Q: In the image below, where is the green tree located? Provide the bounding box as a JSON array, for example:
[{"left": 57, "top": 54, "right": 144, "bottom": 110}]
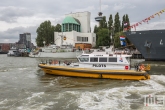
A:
[
  {"left": 108, "top": 14, "right": 113, "bottom": 45},
  {"left": 125, "top": 14, "right": 131, "bottom": 31},
  {"left": 94, "top": 25, "right": 99, "bottom": 47},
  {"left": 113, "top": 31, "right": 133, "bottom": 48},
  {"left": 121, "top": 15, "right": 126, "bottom": 31},
  {"left": 97, "top": 28, "right": 110, "bottom": 47},
  {"left": 123, "top": 14, "right": 131, "bottom": 45},
  {"left": 55, "top": 24, "right": 61, "bottom": 32},
  {"left": 114, "top": 12, "right": 121, "bottom": 33},
  {"left": 99, "top": 16, "right": 107, "bottom": 28},
  {"left": 36, "top": 20, "right": 55, "bottom": 46},
  {"left": 108, "top": 14, "right": 113, "bottom": 31}
]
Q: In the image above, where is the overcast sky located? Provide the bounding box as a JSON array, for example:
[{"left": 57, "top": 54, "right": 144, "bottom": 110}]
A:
[{"left": 0, "top": 0, "right": 165, "bottom": 45}]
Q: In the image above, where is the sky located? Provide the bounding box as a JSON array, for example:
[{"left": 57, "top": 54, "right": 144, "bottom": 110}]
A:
[{"left": 0, "top": 0, "right": 165, "bottom": 45}]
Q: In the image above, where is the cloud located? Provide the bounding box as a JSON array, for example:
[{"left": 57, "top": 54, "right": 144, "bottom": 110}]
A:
[
  {"left": 101, "top": 5, "right": 109, "bottom": 11},
  {"left": 113, "top": 3, "right": 136, "bottom": 11},
  {"left": 0, "top": 6, "right": 34, "bottom": 23},
  {"left": 0, "top": 26, "right": 38, "bottom": 44},
  {"left": 136, "top": 21, "right": 165, "bottom": 31},
  {"left": 0, "top": 0, "right": 165, "bottom": 45},
  {"left": 73, "top": 6, "right": 95, "bottom": 13}
]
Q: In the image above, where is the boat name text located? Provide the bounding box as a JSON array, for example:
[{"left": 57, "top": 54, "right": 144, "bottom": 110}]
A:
[
  {"left": 94, "top": 55, "right": 103, "bottom": 56},
  {"left": 93, "top": 64, "right": 106, "bottom": 67}
]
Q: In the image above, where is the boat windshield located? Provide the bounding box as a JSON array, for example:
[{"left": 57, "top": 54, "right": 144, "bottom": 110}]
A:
[
  {"left": 126, "top": 57, "right": 130, "bottom": 63},
  {"left": 79, "top": 57, "right": 89, "bottom": 62}
]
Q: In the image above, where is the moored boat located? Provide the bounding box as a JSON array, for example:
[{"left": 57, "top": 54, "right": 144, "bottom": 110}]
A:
[
  {"left": 38, "top": 46, "right": 150, "bottom": 80},
  {"left": 7, "top": 47, "right": 21, "bottom": 57},
  {"left": 125, "top": 29, "right": 165, "bottom": 61},
  {"left": 29, "top": 44, "right": 82, "bottom": 58}
]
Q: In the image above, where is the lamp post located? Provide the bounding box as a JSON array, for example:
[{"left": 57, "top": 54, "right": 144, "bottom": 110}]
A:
[
  {"left": 43, "top": 41, "right": 45, "bottom": 48},
  {"left": 110, "top": 26, "right": 115, "bottom": 51}
]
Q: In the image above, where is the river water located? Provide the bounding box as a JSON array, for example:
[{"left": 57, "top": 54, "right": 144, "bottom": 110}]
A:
[{"left": 0, "top": 54, "right": 165, "bottom": 110}]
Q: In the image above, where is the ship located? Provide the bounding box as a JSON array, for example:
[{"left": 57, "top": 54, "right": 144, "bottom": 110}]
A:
[{"left": 125, "top": 29, "right": 165, "bottom": 61}]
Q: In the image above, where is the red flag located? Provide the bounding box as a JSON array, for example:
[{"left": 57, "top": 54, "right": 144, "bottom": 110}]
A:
[
  {"left": 134, "top": 25, "right": 136, "bottom": 31},
  {"left": 136, "top": 23, "right": 138, "bottom": 26},
  {"left": 150, "top": 15, "right": 154, "bottom": 18}
]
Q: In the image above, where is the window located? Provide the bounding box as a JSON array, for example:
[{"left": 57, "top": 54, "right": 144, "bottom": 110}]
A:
[
  {"left": 79, "top": 57, "right": 89, "bottom": 62},
  {"left": 77, "top": 36, "right": 88, "bottom": 42},
  {"left": 69, "top": 24, "right": 72, "bottom": 31},
  {"left": 90, "top": 57, "right": 98, "bottom": 62},
  {"left": 108, "top": 58, "right": 117, "bottom": 62},
  {"left": 99, "top": 57, "right": 107, "bottom": 62},
  {"left": 126, "top": 57, "right": 130, "bottom": 63},
  {"left": 93, "top": 37, "right": 95, "bottom": 42}
]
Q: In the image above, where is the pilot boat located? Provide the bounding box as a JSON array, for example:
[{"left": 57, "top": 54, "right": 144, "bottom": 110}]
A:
[{"left": 38, "top": 46, "right": 150, "bottom": 80}]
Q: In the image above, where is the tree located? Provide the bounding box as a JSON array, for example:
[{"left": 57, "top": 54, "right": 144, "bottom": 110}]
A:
[
  {"left": 99, "top": 16, "right": 107, "bottom": 28},
  {"left": 108, "top": 14, "right": 113, "bottom": 45},
  {"left": 108, "top": 14, "right": 113, "bottom": 31},
  {"left": 97, "top": 28, "right": 110, "bottom": 47},
  {"left": 125, "top": 14, "right": 130, "bottom": 31},
  {"left": 114, "top": 31, "right": 125, "bottom": 48},
  {"left": 94, "top": 25, "right": 99, "bottom": 47},
  {"left": 114, "top": 12, "right": 121, "bottom": 33},
  {"left": 124, "top": 14, "right": 131, "bottom": 45},
  {"left": 121, "top": 15, "right": 126, "bottom": 31},
  {"left": 36, "top": 20, "right": 55, "bottom": 46},
  {"left": 55, "top": 24, "right": 61, "bottom": 32}
]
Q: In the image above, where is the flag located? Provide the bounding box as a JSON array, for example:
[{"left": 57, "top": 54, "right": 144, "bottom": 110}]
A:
[
  {"left": 123, "top": 22, "right": 128, "bottom": 28},
  {"left": 124, "top": 22, "right": 128, "bottom": 26},
  {"left": 120, "top": 40, "right": 126, "bottom": 46},
  {"left": 120, "top": 40, "right": 123, "bottom": 45},
  {"left": 120, "top": 36, "right": 125, "bottom": 40}
]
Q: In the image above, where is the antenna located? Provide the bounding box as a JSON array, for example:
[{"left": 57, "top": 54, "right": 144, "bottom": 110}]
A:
[
  {"left": 100, "top": 0, "right": 101, "bottom": 12},
  {"left": 95, "top": 0, "right": 103, "bottom": 22}
]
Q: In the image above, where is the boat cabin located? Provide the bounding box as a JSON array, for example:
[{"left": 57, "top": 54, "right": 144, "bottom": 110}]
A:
[{"left": 76, "top": 53, "right": 132, "bottom": 70}]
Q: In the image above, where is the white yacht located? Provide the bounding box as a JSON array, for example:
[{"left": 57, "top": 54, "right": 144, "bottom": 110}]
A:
[{"left": 7, "top": 47, "right": 20, "bottom": 57}]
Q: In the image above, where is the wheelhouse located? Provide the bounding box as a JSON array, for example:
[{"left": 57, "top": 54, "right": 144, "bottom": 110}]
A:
[{"left": 77, "top": 54, "right": 130, "bottom": 64}]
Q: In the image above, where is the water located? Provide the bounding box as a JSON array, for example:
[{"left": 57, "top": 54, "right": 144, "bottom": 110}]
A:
[{"left": 0, "top": 54, "right": 165, "bottom": 110}]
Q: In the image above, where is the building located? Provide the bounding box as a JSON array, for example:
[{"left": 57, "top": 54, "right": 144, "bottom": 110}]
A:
[
  {"left": 0, "top": 43, "right": 15, "bottom": 53},
  {"left": 0, "top": 33, "right": 34, "bottom": 54},
  {"left": 54, "top": 11, "right": 96, "bottom": 49},
  {"left": 17, "top": 33, "right": 32, "bottom": 49}
]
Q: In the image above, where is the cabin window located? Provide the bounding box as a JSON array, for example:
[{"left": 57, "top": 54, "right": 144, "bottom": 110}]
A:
[
  {"left": 126, "top": 57, "right": 130, "bottom": 63},
  {"left": 99, "top": 57, "right": 107, "bottom": 62},
  {"left": 108, "top": 58, "right": 117, "bottom": 62},
  {"left": 79, "top": 57, "right": 89, "bottom": 62},
  {"left": 90, "top": 57, "right": 98, "bottom": 62}
]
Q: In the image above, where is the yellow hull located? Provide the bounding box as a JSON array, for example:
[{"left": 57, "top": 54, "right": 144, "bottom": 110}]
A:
[{"left": 38, "top": 64, "right": 150, "bottom": 80}]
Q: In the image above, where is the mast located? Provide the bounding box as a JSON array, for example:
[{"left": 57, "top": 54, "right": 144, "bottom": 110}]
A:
[{"left": 95, "top": 0, "right": 103, "bottom": 23}]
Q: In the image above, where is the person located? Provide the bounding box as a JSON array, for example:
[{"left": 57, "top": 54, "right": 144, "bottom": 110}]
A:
[
  {"left": 134, "top": 63, "right": 138, "bottom": 71},
  {"left": 140, "top": 64, "right": 145, "bottom": 71},
  {"left": 59, "top": 61, "right": 60, "bottom": 65}
]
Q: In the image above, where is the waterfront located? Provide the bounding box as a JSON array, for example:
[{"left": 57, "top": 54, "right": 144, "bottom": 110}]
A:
[{"left": 0, "top": 54, "right": 165, "bottom": 110}]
